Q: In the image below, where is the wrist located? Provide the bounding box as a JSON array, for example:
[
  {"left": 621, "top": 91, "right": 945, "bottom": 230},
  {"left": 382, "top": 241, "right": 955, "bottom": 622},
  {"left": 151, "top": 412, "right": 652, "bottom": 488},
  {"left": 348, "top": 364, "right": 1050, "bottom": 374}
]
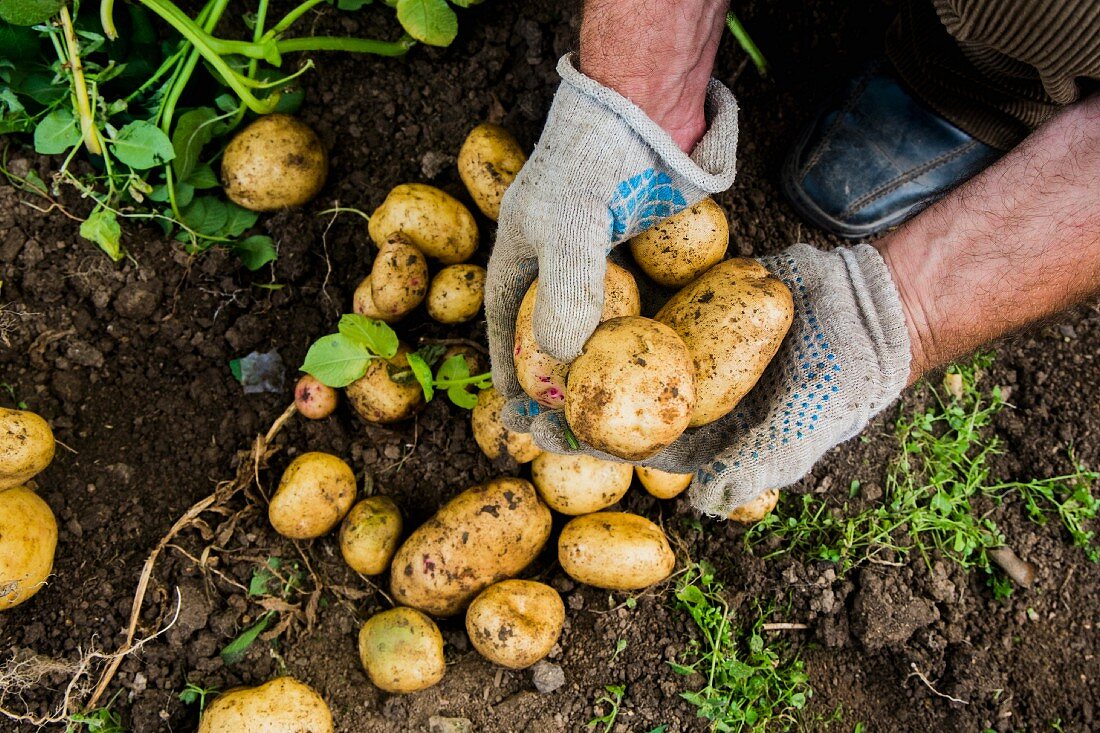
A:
[{"left": 875, "top": 235, "right": 939, "bottom": 386}]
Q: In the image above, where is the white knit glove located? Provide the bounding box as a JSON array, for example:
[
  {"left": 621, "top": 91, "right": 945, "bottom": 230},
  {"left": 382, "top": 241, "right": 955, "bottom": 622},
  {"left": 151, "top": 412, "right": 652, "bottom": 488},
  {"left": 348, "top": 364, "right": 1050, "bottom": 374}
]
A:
[{"left": 485, "top": 53, "right": 739, "bottom": 397}]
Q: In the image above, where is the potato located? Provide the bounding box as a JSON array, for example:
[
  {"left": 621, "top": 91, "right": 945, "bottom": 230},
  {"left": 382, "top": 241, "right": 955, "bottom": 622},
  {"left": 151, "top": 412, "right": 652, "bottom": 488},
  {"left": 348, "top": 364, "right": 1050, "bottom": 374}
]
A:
[
  {"left": 558, "top": 512, "right": 674, "bottom": 591},
  {"left": 565, "top": 316, "right": 695, "bottom": 460},
  {"left": 442, "top": 345, "right": 487, "bottom": 377},
  {"left": 340, "top": 496, "right": 403, "bottom": 575},
  {"left": 636, "top": 466, "right": 693, "bottom": 500},
  {"left": 0, "top": 485, "right": 57, "bottom": 610},
  {"left": 220, "top": 114, "right": 327, "bottom": 212},
  {"left": 727, "top": 488, "right": 779, "bottom": 524},
  {"left": 628, "top": 198, "right": 728, "bottom": 287},
  {"left": 426, "top": 264, "right": 486, "bottom": 324},
  {"left": 370, "top": 234, "right": 429, "bottom": 320},
  {"left": 1, "top": 408, "right": 55, "bottom": 491},
  {"left": 294, "top": 374, "right": 338, "bottom": 420},
  {"left": 656, "top": 258, "right": 794, "bottom": 427},
  {"left": 352, "top": 274, "right": 392, "bottom": 322},
  {"left": 369, "top": 183, "right": 478, "bottom": 264},
  {"left": 358, "top": 607, "right": 445, "bottom": 693},
  {"left": 466, "top": 580, "right": 564, "bottom": 669},
  {"left": 531, "top": 452, "right": 632, "bottom": 515},
  {"left": 457, "top": 123, "right": 526, "bottom": 220},
  {"left": 197, "top": 676, "right": 333, "bottom": 733},
  {"left": 470, "top": 387, "right": 541, "bottom": 464},
  {"left": 390, "top": 477, "right": 551, "bottom": 616},
  {"left": 345, "top": 343, "right": 424, "bottom": 424},
  {"left": 268, "top": 452, "right": 356, "bottom": 539},
  {"left": 515, "top": 262, "right": 640, "bottom": 408}
]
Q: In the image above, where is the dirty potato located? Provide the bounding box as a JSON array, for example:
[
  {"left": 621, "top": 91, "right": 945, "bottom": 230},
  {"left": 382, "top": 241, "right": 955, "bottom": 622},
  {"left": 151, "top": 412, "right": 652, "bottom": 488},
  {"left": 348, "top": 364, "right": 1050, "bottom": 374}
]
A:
[
  {"left": 635, "top": 466, "right": 693, "bottom": 500},
  {"left": 727, "top": 488, "right": 780, "bottom": 524},
  {"left": 369, "top": 183, "right": 478, "bottom": 264},
  {"left": 370, "top": 234, "right": 429, "bottom": 321},
  {"left": 465, "top": 580, "right": 564, "bottom": 669},
  {"left": 426, "top": 264, "right": 486, "bottom": 324},
  {"left": 345, "top": 343, "right": 424, "bottom": 424},
  {"left": 0, "top": 407, "right": 55, "bottom": 491},
  {"left": 628, "top": 198, "right": 728, "bottom": 287},
  {"left": 294, "top": 374, "right": 338, "bottom": 420},
  {"left": 0, "top": 485, "right": 57, "bottom": 610},
  {"left": 470, "top": 387, "right": 541, "bottom": 464},
  {"left": 221, "top": 114, "right": 327, "bottom": 211},
  {"left": 531, "top": 452, "right": 632, "bottom": 515},
  {"left": 358, "top": 607, "right": 446, "bottom": 693},
  {"left": 352, "top": 274, "right": 392, "bottom": 322},
  {"left": 339, "top": 496, "right": 403, "bottom": 575},
  {"left": 457, "top": 123, "right": 526, "bottom": 220},
  {"left": 197, "top": 676, "right": 333, "bottom": 733},
  {"left": 558, "top": 512, "right": 675, "bottom": 591},
  {"left": 268, "top": 452, "right": 356, "bottom": 539}
]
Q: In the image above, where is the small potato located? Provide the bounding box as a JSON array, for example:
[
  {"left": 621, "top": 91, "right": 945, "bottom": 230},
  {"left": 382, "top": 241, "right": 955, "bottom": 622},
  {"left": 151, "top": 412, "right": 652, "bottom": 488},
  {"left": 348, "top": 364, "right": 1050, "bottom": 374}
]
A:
[
  {"left": 294, "top": 374, "right": 338, "bottom": 420},
  {"left": 426, "top": 264, "right": 486, "bottom": 324},
  {"left": 358, "top": 607, "right": 445, "bottom": 693},
  {"left": 457, "top": 123, "right": 526, "bottom": 220},
  {"left": 565, "top": 316, "right": 695, "bottom": 460},
  {"left": 0, "top": 485, "right": 57, "bottom": 610},
  {"left": 221, "top": 114, "right": 327, "bottom": 212},
  {"left": 531, "top": 452, "right": 632, "bottom": 515},
  {"left": 466, "top": 580, "right": 564, "bottom": 669},
  {"left": 370, "top": 234, "right": 429, "bottom": 320},
  {"left": 369, "top": 183, "right": 478, "bottom": 264},
  {"left": 628, "top": 198, "right": 728, "bottom": 287},
  {"left": 636, "top": 466, "right": 693, "bottom": 500},
  {"left": 515, "top": 263, "right": 640, "bottom": 408},
  {"left": 727, "top": 488, "right": 779, "bottom": 524},
  {"left": 198, "top": 676, "right": 333, "bottom": 733},
  {"left": 345, "top": 343, "right": 424, "bottom": 424},
  {"left": 268, "top": 452, "right": 356, "bottom": 539},
  {"left": 1, "top": 408, "right": 56, "bottom": 491},
  {"left": 340, "top": 496, "right": 403, "bottom": 575},
  {"left": 470, "top": 387, "right": 540, "bottom": 464},
  {"left": 558, "top": 512, "right": 675, "bottom": 591},
  {"left": 352, "top": 274, "right": 393, "bottom": 322}
]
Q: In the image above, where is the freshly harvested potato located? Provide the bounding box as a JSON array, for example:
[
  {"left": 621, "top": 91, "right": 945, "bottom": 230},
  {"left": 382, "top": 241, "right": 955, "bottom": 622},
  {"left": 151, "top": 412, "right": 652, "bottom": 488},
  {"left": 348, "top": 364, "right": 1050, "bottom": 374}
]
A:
[
  {"left": 470, "top": 387, "right": 540, "bottom": 464},
  {"left": 359, "top": 607, "right": 445, "bottom": 693},
  {"left": 442, "top": 345, "right": 487, "bottom": 377},
  {"left": 294, "top": 374, "right": 338, "bottom": 420},
  {"left": 268, "top": 452, "right": 356, "bottom": 539},
  {"left": 0, "top": 485, "right": 57, "bottom": 610},
  {"left": 426, "top": 264, "right": 486, "bottom": 324},
  {"left": 466, "top": 580, "right": 564, "bottom": 669},
  {"left": 628, "top": 198, "right": 728, "bottom": 287},
  {"left": 1, "top": 408, "right": 55, "bottom": 491},
  {"left": 515, "top": 263, "right": 640, "bottom": 408},
  {"left": 656, "top": 258, "right": 794, "bottom": 427},
  {"left": 221, "top": 114, "right": 327, "bottom": 212},
  {"left": 457, "top": 123, "right": 526, "bottom": 220},
  {"left": 636, "top": 466, "right": 693, "bottom": 500},
  {"left": 558, "top": 512, "right": 674, "bottom": 591},
  {"left": 390, "top": 477, "right": 551, "bottom": 616},
  {"left": 369, "top": 183, "right": 478, "bottom": 264},
  {"left": 352, "top": 274, "right": 392, "bottom": 322},
  {"left": 727, "top": 488, "right": 779, "bottom": 524},
  {"left": 197, "top": 676, "right": 333, "bottom": 733},
  {"left": 345, "top": 343, "right": 424, "bottom": 423},
  {"left": 340, "top": 496, "right": 403, "bottom": 575},
  {"left": 531, "top": 452, "right": 632, "bottom": 515},
  {"left": 565, "top": 316, "right": 695, "bottom": 460},
  {"left": 370, "top": 234, "right": 429, "bottom": 320}
]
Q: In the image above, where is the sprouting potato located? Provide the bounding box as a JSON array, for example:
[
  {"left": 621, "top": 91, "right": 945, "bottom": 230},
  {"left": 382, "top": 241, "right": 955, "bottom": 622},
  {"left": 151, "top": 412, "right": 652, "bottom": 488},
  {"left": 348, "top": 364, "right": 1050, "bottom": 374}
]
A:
[
  {"left": 268, "top": 452, "right": 356, "bottom": 539},
  {"left": 470, "top": 387, "right": 541, "bottom": 464},
  {"left": 0, "top": 485, "right": 57, "bottom": 610},
  {"left": 345, "top": 343, "right": 424, "bottom": 424},
  {"left": 466, "top": 580, "right": 564, "bottom": 669},
  {"left": 1, "top": 407, "right": 56, "bottom": 491},
  {"left": 369, "top": 183, "right": 479, "bottom": 264},
  {"left": 457, "top": 123, "right": 526, "bottom": 221},
  {"left": 358, "top": 607, "right": 446, "bottom": 693},
  {"left": 426, "top": 264, "right": 487, "bottom": 324},
  {"left": 727, "top": 488, "right": 780, "bottom": 524},
  {"left": 635, "top": 466, "right": 693, "bottom": 500},
  {"left": 628, "top": 198, "right": 728, "bottom": 287},
  {"left": 294, "top": 374, "right": 338, "bottom": 420},
  {"left": 220, "top": 114, "right": 327, "bottom": 212},
  {"left": 558, "top": 512, "right": 675, "bottom": 591},
  {"left": 340, "top": 496, "right": 403, "bottom": 575},
  {"left": 197, "top": 676, "right": 333, "bottom": 733},
  {"left": 370, "top": 234, "right": 429, "bottom": 321},
  {"left": 531, "top": 452, "right": 633, "bottom": 515}
]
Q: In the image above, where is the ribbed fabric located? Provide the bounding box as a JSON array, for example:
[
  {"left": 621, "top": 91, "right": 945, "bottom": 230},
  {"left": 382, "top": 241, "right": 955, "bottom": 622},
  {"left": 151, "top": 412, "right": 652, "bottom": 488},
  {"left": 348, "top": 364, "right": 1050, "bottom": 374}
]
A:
[{"left": 887, "top": 0, "right": 1100, "bottom": 149}]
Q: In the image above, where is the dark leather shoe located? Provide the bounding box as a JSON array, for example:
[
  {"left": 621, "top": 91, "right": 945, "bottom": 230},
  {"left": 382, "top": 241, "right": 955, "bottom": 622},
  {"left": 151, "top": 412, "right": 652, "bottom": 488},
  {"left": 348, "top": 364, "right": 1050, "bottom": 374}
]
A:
[{"left": 782, "top": 64, "right": 1002, "bottom": 239}]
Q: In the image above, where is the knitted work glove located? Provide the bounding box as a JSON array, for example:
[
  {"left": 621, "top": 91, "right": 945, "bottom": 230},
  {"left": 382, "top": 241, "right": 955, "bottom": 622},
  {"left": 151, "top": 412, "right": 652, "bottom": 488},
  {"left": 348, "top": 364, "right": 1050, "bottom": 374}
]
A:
[
  {"left": 485, "top": 53, "right": 739, "bottom": 397},
  {"left": 505, "top": 243, "right": 912, "bottom": 516}
]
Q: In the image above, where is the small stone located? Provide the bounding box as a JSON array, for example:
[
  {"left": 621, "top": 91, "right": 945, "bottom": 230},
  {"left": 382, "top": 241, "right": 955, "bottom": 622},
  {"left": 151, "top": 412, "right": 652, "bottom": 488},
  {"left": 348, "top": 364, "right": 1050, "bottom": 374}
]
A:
[
  {"left": 66, "top": 341, "right": 104, "bottom": 368},
  {"left": 1058, "top": 324, "right": 1077, "bottom": 340},
  {"left": 530, "top": 660, "right": 565, "bottom": 694},
  {"left": 420, "top": 151, "right": 454, "bottom": 179},
  {"left": 429, "top": 716, "right": 473, "bottom": 733}
]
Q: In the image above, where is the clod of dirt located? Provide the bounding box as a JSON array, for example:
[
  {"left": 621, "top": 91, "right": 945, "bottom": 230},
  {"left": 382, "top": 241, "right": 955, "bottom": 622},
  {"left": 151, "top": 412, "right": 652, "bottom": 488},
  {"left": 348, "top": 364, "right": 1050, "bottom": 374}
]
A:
[
  {"left": 114, "top": 281, "right": 162, "bottom": 320},
  {"left": 851, "top": 571, "right": 940, "bottom": 650},
  {"left": 530, "top": 659, "right": 565, "bottom": 694},
  {"left": 428, "top": 717, "right": 474, "bottom": 733}
]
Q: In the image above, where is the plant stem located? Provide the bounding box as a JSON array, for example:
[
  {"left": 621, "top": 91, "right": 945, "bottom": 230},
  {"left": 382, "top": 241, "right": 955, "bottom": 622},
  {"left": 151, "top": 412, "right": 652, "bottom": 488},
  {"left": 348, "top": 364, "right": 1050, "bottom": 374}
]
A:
[
  {"left": 59, "top": 6, "right": 103, "bottom": 156},
  {"left": 276, "top": 34, "right": 416, "bottom": 55},
  {"left": 267, "top": 0, "right": 326, "bottom": 37},
  {"left": 725, "top": 11, "right": 768, "bottom": 77}
]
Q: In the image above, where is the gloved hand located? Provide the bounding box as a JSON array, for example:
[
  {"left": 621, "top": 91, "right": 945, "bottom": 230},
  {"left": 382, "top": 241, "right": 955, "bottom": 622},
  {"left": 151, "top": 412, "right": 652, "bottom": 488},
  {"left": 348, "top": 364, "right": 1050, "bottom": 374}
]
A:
[
  {"left": 485, "top": 53, "right": 739, "bottom": 398},
  {"left": 504, "top": 243, "right": 913, "bottom": 516}
]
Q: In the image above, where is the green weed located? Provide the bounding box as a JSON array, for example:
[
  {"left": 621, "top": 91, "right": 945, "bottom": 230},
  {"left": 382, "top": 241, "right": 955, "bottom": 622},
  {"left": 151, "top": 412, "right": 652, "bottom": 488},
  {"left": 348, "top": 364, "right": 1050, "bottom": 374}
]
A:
[
  {"left": 587, "top": 684, "right": 626, "bottom": 732},
  {"left": 179, "top": 681, "right": 218, "bottom": 712},
  {"left": 66, "top": 707, "right": 125, "bottom": 733}
]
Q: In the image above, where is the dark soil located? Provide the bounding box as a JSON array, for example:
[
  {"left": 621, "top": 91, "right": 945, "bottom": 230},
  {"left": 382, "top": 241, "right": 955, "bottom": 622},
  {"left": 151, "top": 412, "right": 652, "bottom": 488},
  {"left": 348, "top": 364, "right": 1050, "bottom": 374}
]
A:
[{"left": 2, "top": 1, "right": 1099, "bottom": 731}]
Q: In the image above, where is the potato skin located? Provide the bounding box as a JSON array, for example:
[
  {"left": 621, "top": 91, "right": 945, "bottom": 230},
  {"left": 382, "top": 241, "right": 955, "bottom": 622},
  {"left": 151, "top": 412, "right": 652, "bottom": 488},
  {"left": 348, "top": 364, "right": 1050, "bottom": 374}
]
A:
[
  {"left": 197, "top": 676, "right": 333, "bottom": 733},
  {"left": 656, "top": 258, "right": 794, "bottom": 427},
  {"left": 636, "top": 466, "right": 693, "bottom": 500},
  {"left": 339, "top": 496, "right": 403, "bottom": 575},
  {"left": 466, "top": 580, "right": 564, "bottom": 669},
  {"left": 390, "top": 477, "right": 552, "bottom": 616},
  {"left": 628, "top": 198, "right": 728, "bottom": 287},
  {"left": 470, "top": 387, "right": 541, "bottom": 464},
  {"left": 221, "top": 114, "right": 327, "bottom": 212},
  {"left": 268, "top": 452, "right": 356, "bottom": 539},
  {"left": 427, "top": 264, "right": 487, "bottom": 324},
  {"left": 0, "top": 485, "right": 57, "bottom": 610},
  {"left": 558, "top": 512, "right": 675, "bottom": 591},
  {"left": 358, "top": 607, "right": 445, "bottom": 693},
  {"left": 370, "top": 234, "right": 429, "bottom": 320},
  {"left": 727, "top": 488, "right": 779, "bottom": 524},
  {"left": 565, "top": 316, "right": 695, "bottom": 460},
  {"left": 531, "top": 452, "right": 632, "bottom": 515},
  {"left": 345, "top": 343, "right": 424, "bottom": 424},
  {"left": 369, "top": 183, "right": 478, "bottom": 264},
  {"left": 294, "top": 375, "right": 338, "bottom": 420},
  {"left": 0, "top": 408, "right": 55, "bottom": 491},
  {"left": 352, "top": 274, "right": 392, "bottom": 322},
  {"left": 457, "top": 123, "right": 526, "bottom": 220}
]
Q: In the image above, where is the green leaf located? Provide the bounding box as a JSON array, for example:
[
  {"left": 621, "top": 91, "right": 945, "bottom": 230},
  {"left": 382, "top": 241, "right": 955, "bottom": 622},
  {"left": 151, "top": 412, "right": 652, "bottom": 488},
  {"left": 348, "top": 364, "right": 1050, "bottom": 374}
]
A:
[
  {"left": 180, "top": 196, "right": 228, "bottom": 235},
  {"left": 79, "top": 208, "right": 123, "bottom": 261},
  {"left": 448, "top": 0, "right": 485, "bottom": 6},
  {"left": 406, "top": 351, "right": 434, "bottom": 401},
  {"left": 338, "top": 314, "right": 398, "bottom": 359},
  {"left": 112, "top": 120, "right": 175, "bottom": 169},
  {"left": 676, "top": 585, "right": 705, "bottom": 606},
  {"left": 33, "top": 109, "right": 80, "bottom": 155},
  {"left": 171, "top": 107, "right": 217, "bottom": 181},
  {"left": 336, "top": 0, "right": 371, "bottom": 9},
  {"left": 233, "top": 235, "right": 277, "bottom": 270},
  {"left": 221, "top": 201, "right": 259, "bottom": 237},
  {"left": 0, "top": 24, "right": 39, "bottom": 57},
  {"left": 186, "top": 164, "right": 220, "bottom": 189},
  {"left": 220, "top": 612, "right": 273, "bottom": 665},
  {"left": 447, "top": 384, "right": 477, "bottom": 409},
  {"left": 301, "top": 333, "right": 372, "bottom": 387},
  {"left": 395, "top": 0, "right": 457, "bottom": 46},
  {"left": 436, "top": 353, "right": 470, "bottom": 381},
  {"left": 0, "top": 0, "right": 64, "bottom": 25}
]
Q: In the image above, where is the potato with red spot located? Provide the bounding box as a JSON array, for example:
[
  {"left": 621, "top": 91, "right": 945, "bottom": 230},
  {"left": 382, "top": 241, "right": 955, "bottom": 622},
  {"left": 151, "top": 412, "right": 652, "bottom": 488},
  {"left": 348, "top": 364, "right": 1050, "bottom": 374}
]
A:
[
  {"left": 294, "top": 374, "right": 338, "bottom": 419},
  {"left": 352, "top": 274, "right": 392, "bottom": 322},
  {"left": 370, "top": 234, "right": 428, "bottom": 321},
  {"left": 220, "top": 114, "right": 327, "bottom": 211},
  {"left": 197, "top": 676, "right": 333, "bottom": 733}
]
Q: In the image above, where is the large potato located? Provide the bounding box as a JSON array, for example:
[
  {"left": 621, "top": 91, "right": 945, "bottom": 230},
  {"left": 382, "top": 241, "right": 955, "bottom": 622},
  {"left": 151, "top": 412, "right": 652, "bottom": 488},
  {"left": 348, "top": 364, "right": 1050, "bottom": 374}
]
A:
[
  {"left": 515, "top": 263, "right": 640, "bottom": 408},
  {"left": 558, "top": 512, "right": 675, "bottom": 591},
  {"left": 0, "top": 485, "right": 57, "bottom": 610},
  {"left": 359, "top": 607, "right": 445, "bottom": 693},
  {"left": 727, "top": 488, "right": 779, "bottom": 524},
  {"left": 368, "top": 183, "right": 478, "bottom": 264},
  {"left": 656, "top": 258, "right": 794, "bottom": 427},
  {"left": 268, "top": 452, "right": 356, "bottom": 539},
  {"left": 390, "top": 477, "right": 551, "bottom": 616},
  {"left": 370, "top": 234, "right": 428, "bottom": 321},
  {"left": 457, "top": 123, "right": 526, "bottom": 220},
  {"left": 1, "top": 408, "right": 55, "bottom": 491},
  {"left": 221, "top": 114, "right": 327, "bottom": 212},
  {"left": 565, "top": 316, "right": 695, "bottom": 460},
  {"left": 352, "top": 274, "right": 392, "bottom": 322},
  {"left": 345, "top": 343, "right": 424, "bottom": 423},
  {"left": 197, "top": 676, "right": 333, "bottom": 733},
  {"left": 340, "top": 496, "right": 403, "bottom": 575},
  {"left": 466, "top": 580, "right": 564, "bottom": 669},
  {"left": 636, "top": 466, "right": 693, "bottom": 500},
  {"left": 470, "top": 387, "right": 540, "bottom": 464},
  {"left": 426, "top": 264, "right": 486, "bottom": 324},
  {"left": 628, "top": 198, "right": 728, "bottom": 287},
  {"left": 531, "top": 452, "right": 632, "bottom": 515}
]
